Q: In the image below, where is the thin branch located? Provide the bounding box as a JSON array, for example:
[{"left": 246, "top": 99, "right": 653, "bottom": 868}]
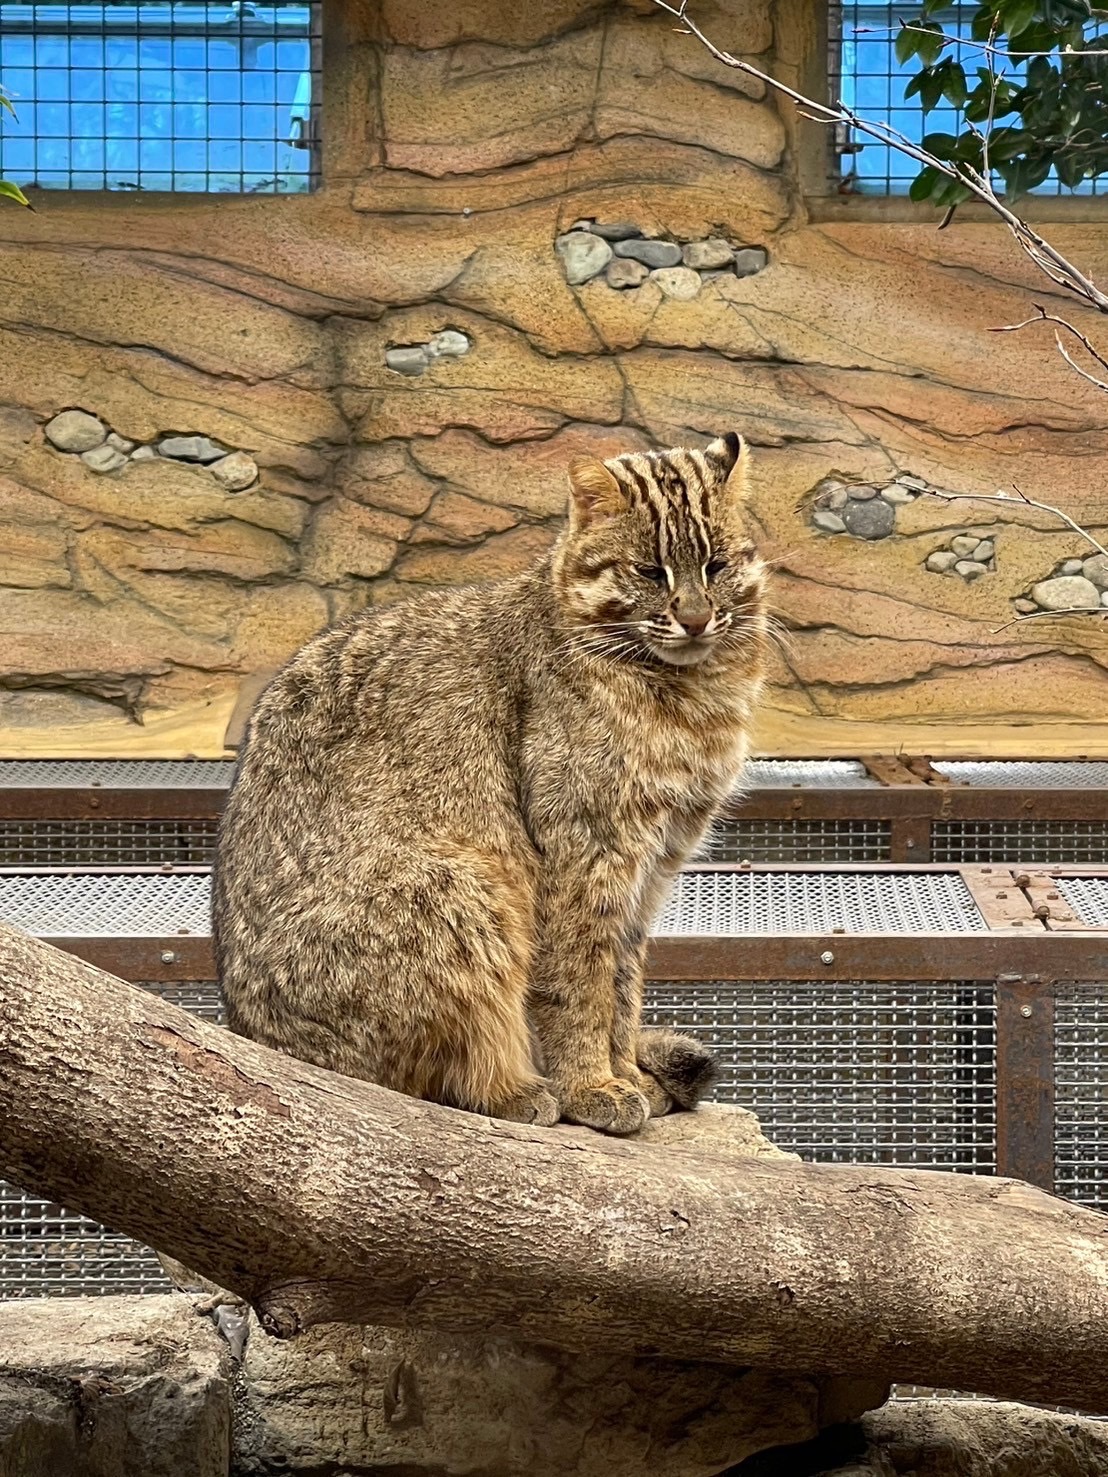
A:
[
  {"left": 924, "top": 484, "right": 1108, "bottom": 562},
  {"left": 992, "top": 608, "right": 1108, "bottom": 633},
  {"left": 991, "top": 303, "right": 1108, "bottom": 391},
  {"left": 874, "top": 24, "right": 1108, "bottom": 59}
]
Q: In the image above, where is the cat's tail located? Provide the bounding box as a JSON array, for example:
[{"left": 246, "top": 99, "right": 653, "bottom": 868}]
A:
[{"left": 637, "top": 1028, "right": 719, "bottom": 1110}]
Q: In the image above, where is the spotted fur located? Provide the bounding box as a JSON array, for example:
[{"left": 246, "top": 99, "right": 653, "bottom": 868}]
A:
[{"left": 213, "top": 434, "right": 767, "bottom": 1136}]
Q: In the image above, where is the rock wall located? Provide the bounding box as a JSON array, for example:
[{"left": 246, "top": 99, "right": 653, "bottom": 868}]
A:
[{"left": 1, "top": 0, "right": 1107, "bottom": 757}]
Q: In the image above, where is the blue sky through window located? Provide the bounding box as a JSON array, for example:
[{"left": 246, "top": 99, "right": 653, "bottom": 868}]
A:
[{"left": 0, "top": 3, "right": 318, "bottom": 192}]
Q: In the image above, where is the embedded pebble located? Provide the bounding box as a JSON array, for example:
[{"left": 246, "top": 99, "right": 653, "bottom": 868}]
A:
[
  {"left": 385, "top": 346, "right": 431, "bottom": 377},
  {"left": 813, "top": 509, "right": 846, "bottom": 533},
  {"left": 1029, "top": 575, "right": 1100, "bottom": 611},
  {"left": 732, "top": 247, "right": 769, "bottom": 277},
  {"left": 1014, "top": 598, "right": 1038, "bottom": 614},
  {"left": 847, "top": 484, "right": 878, "bottom": 500},
  {"left": 606, "top": 258, "right": 649, "bottom": 289},
  {"left": 130, "top": 445, "right": 157, "bottom": 462},
  {"left": 650, "top": 266, "right": 701, "bottom": 300},
  {"left": 882, "top": 483, "right": 916, "bottom": 505},
  {"left": 895, "top": 474, "right": 928, "bottom": 492},
  {"left": 158, "top": 434, "right": 226, "bottom": 463},
  {"left": 555, "top": 230, "right": 612, "bottom": 285},
  {"left": 1082, "top": 553, "right": 1108, "bottom": 589},
  {"left": 955, "top": 560, "right": 987, "bottom": 580},
  {"left": 1102, "top": 590, "right": 1108, "bottom": 608},
  {"left": 682, "top": 238, "right": 734, "bottom": 271},
  {"left": 106, "top": 431, "right": 135, "bottom": 454},
  {"left": 1060, "top": 558, "right": 1085, "bottom": 576},
  {"left": 81, "top": 444, "right": 127, "bottom": 474},
  {"left": 45, "top": 409, "right": 107, "bottom": 453},
  {"left": 588, "top": 221, "right": 643, "bottom": 241},
  {"left": 426, "top": 330, "right": 471, "bottom": 359},
  {"left": 926, "top": 550, "right": 958, "bottom": 574},
  {"left": 972, "top": 539, "right": 994, "bottom": 563},
  {"left": 614, "top": 238, "right": 682, "bottom": 268},
  {"left": 828, "top": 486, "right": 849, "bottom": 511},
  {"left": 951, "top": 535, "right": 980, "bottom": 557},
  {"left": 842, "top": 498, "right": 895, "bottom": 540},
  {"left": 210, "top": 451, "right": 258, "bottom": 491}
]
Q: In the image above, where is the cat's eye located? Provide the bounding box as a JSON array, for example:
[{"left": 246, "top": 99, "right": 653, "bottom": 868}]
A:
[
  {"left": 706, "top": 556, "right": 728, "bottom": 579},
  {"left": 634, "top": 564, "right": 668, "bottom": 584}
]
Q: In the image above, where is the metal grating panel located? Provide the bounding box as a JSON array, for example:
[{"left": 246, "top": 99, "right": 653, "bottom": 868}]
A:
[
  {"left": 707, "top": 818, "right": 891, "bottom": 864},
  {"left": 1055, "top": 984, "right": 1108, "bottom": 1211},
  {"left": 0, "top": 759, "right": 234, "bottom": 788},
  {"left": 0, "top": 872, "right": 210, "bottom": 937},
  {"left": 1, "top": 981, "right": 223, "bottom": 1299},
  {"left": 644, "top": 979, "right": 996, "bottom": 1171},
  {"left": 0, "top": 819, "right": 218, "bottom": 868},
  {"left": 1056, "top": 877, "right": 1108, "bottom": 929},
  {"left": 934, "top": 761, "right": 1108, "bottom": 790},
  {"left": 742, "top": 759, "right": 878, "bottom": 789},
  {"left": 932, "top": 821, "right": 1108, "bottom": 865},
  {"left": 656, "top": 871, "right": 983, "bottom": 935}
]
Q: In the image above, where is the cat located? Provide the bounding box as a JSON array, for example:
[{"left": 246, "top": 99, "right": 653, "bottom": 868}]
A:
[{"left": 212, "top": 432, "right": 768, "bottom": 1136}]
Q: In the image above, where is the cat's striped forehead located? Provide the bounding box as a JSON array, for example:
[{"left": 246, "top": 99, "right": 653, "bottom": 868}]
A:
[{"left": 604, "top": 446, "right": 735, "bottom": 563}]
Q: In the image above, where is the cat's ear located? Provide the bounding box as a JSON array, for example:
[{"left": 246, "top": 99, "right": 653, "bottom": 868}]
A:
[
  {"left": 704, "top": 432, "right": 750, "bottom": 498},
  {"left": 567, "top": 457, "right": 628, "bottom": 527}
]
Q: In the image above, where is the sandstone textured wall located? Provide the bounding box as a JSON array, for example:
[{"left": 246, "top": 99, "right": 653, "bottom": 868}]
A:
[{"left": 1, "top": 0, "right": 1106, "bottom": 756}]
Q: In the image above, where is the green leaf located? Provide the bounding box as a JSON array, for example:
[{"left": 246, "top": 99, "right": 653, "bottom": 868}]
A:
[
  {"left": 909, "top": 164, "right": 942, "bottom": 199},
  {"left": 0, "top": 93, "right": 15, "bottom": 117},
  {"left": 919, "top": 68, "right": 946, "bottom": 110},
  {"left": 942, "top": 60, "right": 969, "bottom": 105},
  {"left": 1000, "top": 0, "right": 1039, "bottom": 38},
  {"left": 0, "top": 179, "right": 31, "bottom": 208},
  {"left": 921, "top": 130, "right": 960, "bottom": 155},
  {"left": 895, "top": 24, "right": 923, "bottom": 63}
]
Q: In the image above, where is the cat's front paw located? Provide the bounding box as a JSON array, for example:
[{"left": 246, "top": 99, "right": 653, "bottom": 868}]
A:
[
  {"left": 489, "top": 1081, "right": 561, "bottom": 1127},
  {"left": 560, "top": 1078, "right": 650, "bottom": 1135},
  {"left": 619, "top": 1061, "right": 673, "bottom": 1118}
]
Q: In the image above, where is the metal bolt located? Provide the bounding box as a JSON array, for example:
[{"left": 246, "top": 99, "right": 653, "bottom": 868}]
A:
[
  {"left": 160, "top": 950, "right": 177, "bottom": 964},
  {"left": 820, "top": 950, "right": 835, "bottom": 965},
  {"left": 1020, "top": 1005, "right": 1033, "bottom": 1018},
  {"left": 905, "top": 838, "right": 916, "bottom": 849}
]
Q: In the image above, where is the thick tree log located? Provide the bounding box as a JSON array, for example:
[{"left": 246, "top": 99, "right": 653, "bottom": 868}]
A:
[{"left": 2, "top": 925, "right": 1108, "bottom": 1413}]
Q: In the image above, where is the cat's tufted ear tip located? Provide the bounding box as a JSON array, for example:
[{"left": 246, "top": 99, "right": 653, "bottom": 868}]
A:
[
  {"left": 705, "top": 432, "right": 746, "bottom": 477},
  {"left": 567, "top": 456, "right": 627, "bottom": 525}
]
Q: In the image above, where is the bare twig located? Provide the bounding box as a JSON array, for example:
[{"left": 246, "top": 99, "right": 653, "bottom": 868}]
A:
[
  {"left": 992, "top": 608, "right": 1107, "bottom": 633},
  {"left": 924, "top": 484, "right": 1108, "bottom": 562},
  {"left": 991, "top": 303, "right": 1108, "bottom": 391},
  {"left": 867, "top": 24, "right": 1108, "bottom": 60}
]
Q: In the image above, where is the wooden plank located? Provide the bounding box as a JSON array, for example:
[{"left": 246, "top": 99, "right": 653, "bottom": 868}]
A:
[
  {"left": 905, "top": 757, "right": 962, "bottom": 787},
  {"left": 959, "top": 866, "right": 1045, "bottom": 933}
]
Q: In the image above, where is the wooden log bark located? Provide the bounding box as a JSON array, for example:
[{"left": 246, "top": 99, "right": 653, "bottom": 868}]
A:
[{"left": 2, "top": 925, "right": 1108, "bottom": 1413}]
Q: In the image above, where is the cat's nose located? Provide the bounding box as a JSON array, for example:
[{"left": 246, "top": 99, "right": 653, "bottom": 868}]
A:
[{"left": 678, "top": 610, "right": 712, "bottom": 638}]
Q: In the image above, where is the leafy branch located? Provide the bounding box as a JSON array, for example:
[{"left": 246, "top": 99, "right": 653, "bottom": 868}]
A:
[{"left": 0, "top": 89, "right": 31, "bottom": 209}]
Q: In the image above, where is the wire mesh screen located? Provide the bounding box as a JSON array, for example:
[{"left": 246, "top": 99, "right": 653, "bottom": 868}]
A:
[
  {"left": 645, "top": 979, "right": 996, "bottom": 1170},
  {"left": 707, "top": 818, "right": 892, "bottom": 863},
  {"left": 931, "top": 820, "right": 1108, "bottom": 865},
  {"left": 0, "top": 2, "right": 321, "bottom": 193},
  {"left": 0, "top": 981, "right": 223, "bottom": 1299},
  {"left": 0, "top": 818, "right": 218, "bottom": 867},
  {"left": 1056, "top": 984, "right": 1108, "bottom": 1210},
  {"left": 831, "top": 0, "right": 1106, "bottom": 196}
]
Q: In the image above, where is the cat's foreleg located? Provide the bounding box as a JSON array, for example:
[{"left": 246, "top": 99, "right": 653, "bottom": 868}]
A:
[{"left": 530, "top": 858, "right": 651, "bottom": 1136}]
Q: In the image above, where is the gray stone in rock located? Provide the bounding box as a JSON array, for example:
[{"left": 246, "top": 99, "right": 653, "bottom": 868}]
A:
[
  {"left": 1102, "top": 590, "right": 1108, "bottom": 607},
  {"left": 157, "top": 434, "right": 227, "bottom": 463},
  {"left": 847, "top": 483, "right": 878, "bottom": 500},
  {"left": 426, "top": 329, "right": 471, "bottom": 359},
  {"left": 606, "top": 257, "right": 649, "bottom": 290},
  {"left": 972, "top": 539, "right": 995, "bottom": 563},
  {"left": 81, "top": 444, "right": 128, "bottom": 474},
  {"left": 895, "top": 474, "right": 928, "bottom": 492},
  {"left": 45, "top": 409, "right": 106, "bottom": 453},
  {"left": 881, "top": 483, "right": 916, "bottom": 505},
  {"left": 613, "top": 238, "right": 682, "bottom": 268},
  {"left": 210, "top": 451, "right": 258, "bottom": 491},
  {"left": 955, "top": 560, "right": 988, "bottom": 580},
  {"left": 555, "top": 230, "right": 612, "bottom": 285},
  {"left": 1030, "top": 575, "right": 1101, "bottom": 611},
  {"left": 384, "top": 346, "right": 430, "bottom": 376},
  {"left": 732, "top": 246, "right": 769, "bottom": 277},
  {"left": 951, "top": 534, "right": 980, "bottom": 557},
  {"left": 1060, "top": 558, "right": 1085, "bottom": 575},
  {"left": 1082, "top": 553, "right": 1108, "bottom": 590},
  {"left": 588, "top": 221, "right": 643, "bottom": 241},
  {"left": 682, "top": 237, "right": 734, "bottom": 271},
  {"left": 1014, "top": 597, "right": 1039, "bottom": 614},
  {"left": 650, "top": 265, "right": 701, "bottom": 300},
  {"left": 842, "top": 497, "right": 895, "bottom": 540},
  {"left": 106, "top": 431, "right": 135, "bottom": 454},
  {"left": 828, "top": 486, "right": 850, "bottom": 511},
  {"left": 813, "top": 509, "right": 846, "bottom": 533},
  {"left": 130, "top": 444, "right": 157, "bottom": 461},
  {"left": 925, "top": 550, "right": 959, "bottom": 574}
]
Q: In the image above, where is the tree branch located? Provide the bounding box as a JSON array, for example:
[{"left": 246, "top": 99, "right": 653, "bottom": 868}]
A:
[{"left": 3, "top": 926, "right": 1108, "bottom": 1413}]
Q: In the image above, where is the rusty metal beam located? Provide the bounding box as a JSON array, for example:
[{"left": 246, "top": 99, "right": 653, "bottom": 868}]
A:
[{"left": 995, "top": 975, "right": 1056, "bottom": 1192}]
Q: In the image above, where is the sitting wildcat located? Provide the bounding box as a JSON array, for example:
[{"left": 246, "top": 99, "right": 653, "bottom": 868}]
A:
[{"left": 213, "top": 432, "right": 767, "bottom": 1135}]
